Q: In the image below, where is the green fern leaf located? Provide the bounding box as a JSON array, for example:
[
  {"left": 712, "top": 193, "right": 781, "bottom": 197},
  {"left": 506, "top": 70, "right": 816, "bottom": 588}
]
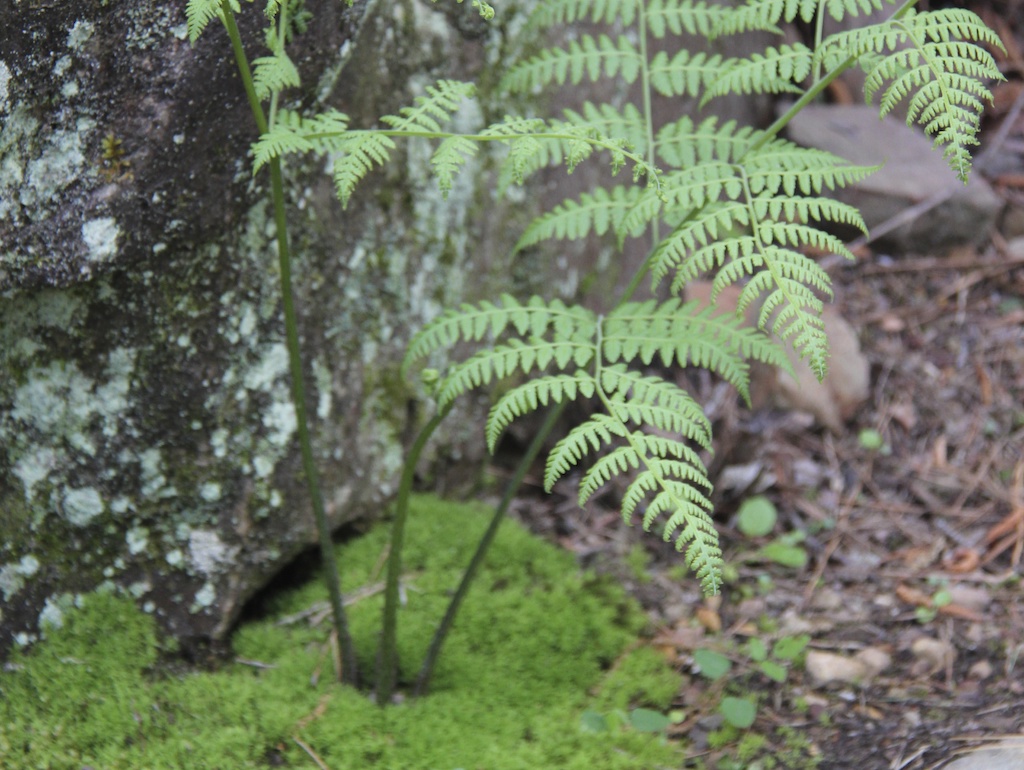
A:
[
  {"left": 820, "top": 8, "right": 1003, "bottom": 181},
  {"left": 545, "top": 414, "right": 626, "bottom": 491},
  {"left": 380, "top": 80, "right": 476, "bottom": 133},
  {"left": 432, "top": 136, "right": 479, "bottom": 198},
  {"left": 620, "top": 465, "right": 719, "bottom": 592},
  {"left": 602, "top": 301, "right": 789, "bottom": 400},
  {"left": 332, "top": 133, "right": 397, "bottom": 208},
  {"left": 514, "top": 185, "right": 646, "bottom": 253},
  {"left": 438, "top": 338, "right": 595, "bottom": 408},
  {"left": 486, "top": 372, "right": 597, "bottom": 452},
  {"left": 702, "top": 44, "right": 814, "bottom": 106},
  {"left": 253, "top": 109, "right": 350, "bottom": 172},
  {"left": 186, "top": 0, "right": 238, "bottom": 42},
  {"left": 648, "top": 49, "right": 723, "bottom": 98},
  {"left": 646, "top": 0, "right": 725, "bottom": 38},
  {"left": 655, "top": 117, "right": 758, "bottom": 167},
  {"left": 578, "top": 444, "right": 642, "bottom": 504},
  {"left": 501, "top": 35, "right": 643, "bottom": 93},
  {"left": 561, "top": 102, "right": 648, "bottom": 155},
  {"left": 713, "top": 0, "right": 892, "bottom": 37},
  {"left": 525, "top": 0, "right": 639, "bottom": 30},
  {"left": 734, "top": 259, "right": 831, "bottom": 376},
  {"left": 252, "top": 51, "right": 300, "bottom": 101},
  {"left": 402, "top": 295, "right": 597, "bottom": 375}
]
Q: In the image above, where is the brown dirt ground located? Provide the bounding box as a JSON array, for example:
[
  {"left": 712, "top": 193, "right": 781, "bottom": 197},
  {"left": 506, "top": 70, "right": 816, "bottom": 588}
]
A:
[{"left": 501, "top": 16, "right": 1024, "bottom": 768}]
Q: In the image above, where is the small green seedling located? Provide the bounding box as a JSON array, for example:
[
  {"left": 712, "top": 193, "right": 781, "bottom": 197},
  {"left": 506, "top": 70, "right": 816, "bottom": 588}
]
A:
[{"left": 737, "top": 496, "right": 778, "bottom": 538}]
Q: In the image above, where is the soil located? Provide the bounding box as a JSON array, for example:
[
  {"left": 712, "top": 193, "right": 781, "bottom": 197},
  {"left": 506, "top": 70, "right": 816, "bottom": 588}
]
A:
[{"left": 497, "top": 14, "right": 1024, "bottom": 768}]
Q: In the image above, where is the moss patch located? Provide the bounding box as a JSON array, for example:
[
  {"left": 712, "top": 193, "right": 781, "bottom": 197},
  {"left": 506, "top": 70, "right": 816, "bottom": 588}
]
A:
[{"left": 0, "top": 495, "right": 684, "bottom": 769}]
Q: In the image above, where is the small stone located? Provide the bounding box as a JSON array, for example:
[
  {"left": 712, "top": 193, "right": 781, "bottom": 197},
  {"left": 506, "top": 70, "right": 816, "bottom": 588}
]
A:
[
  {"left": 910, "top": 637, "right": 957, "bottom": 674},
  {"left": 854, "top": 646, "right": 892, "bottom": 678},
  {"left": 968, "top": 660, "right": 994, "bottom": 680},
  {"left": 947, "top": 585, "right": 992, "bottom": 612},
  {"left": 805, "top": 650, "right": 870, "bottom": 686},
  {"left": 941, "top": 741, "right": 1024, "bottom": 770}
]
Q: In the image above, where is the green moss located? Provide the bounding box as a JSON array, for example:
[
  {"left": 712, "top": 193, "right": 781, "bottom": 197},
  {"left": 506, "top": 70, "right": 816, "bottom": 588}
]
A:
[
  {"left": 0, "top": 495, "right": 684, "bottom": 769},
  {"left": 591, "top": 645, "right": 684, "bottom": 713}
]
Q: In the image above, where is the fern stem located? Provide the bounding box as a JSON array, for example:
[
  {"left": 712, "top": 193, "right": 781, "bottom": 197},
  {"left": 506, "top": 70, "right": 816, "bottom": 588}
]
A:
[
  {"left": 378, "top": 405, "right": 453, "bottom": 704},
  {"left": 414, "top": 403, "right": 566, "bottom": 697},
  {"left": 637, "top": 1, "right": 660, "bottom": 249},
  {"left": 220, "top": 0, "right": 358, "bottom": 685},
  {"left": 220, "top": 3, "right": 268, "bottom": 135},
  {"left": 812, "top": 0, "right": 827, "bottom": 83},
  {"left": 755, "top": 0, "right": 917, "bottom": 151}
]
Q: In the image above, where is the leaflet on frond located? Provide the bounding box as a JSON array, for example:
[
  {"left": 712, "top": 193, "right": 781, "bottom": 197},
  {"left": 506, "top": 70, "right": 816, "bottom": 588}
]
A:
[
  {"left": 646, "top": 0, "right": 726, "bottom": 38},
  {"left": 701, "top": 44, "right": 813, "bottom": 107},
  {"left": 514, "top": 185, "right": 646, "bottom": 253},
  {"left": 501, "top": 35, "right": 643, "bottom": 93},
  {"left": 818, "top": 8, "right": 1003, "bottom": 181},
  {"left": 380, "top": 80, "right": 477, "bottom": 133}
]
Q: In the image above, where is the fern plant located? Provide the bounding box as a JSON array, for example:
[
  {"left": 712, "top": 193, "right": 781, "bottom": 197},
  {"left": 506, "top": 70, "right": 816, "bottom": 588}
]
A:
[{"left": 189, "top": 0, "right": 1001, "bottom": 702}]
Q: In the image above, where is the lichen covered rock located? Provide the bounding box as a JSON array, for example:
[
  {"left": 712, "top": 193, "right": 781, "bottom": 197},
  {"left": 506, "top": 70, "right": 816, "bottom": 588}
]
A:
[{"left": 0, "top": 0, "right": 541, "bottom": 656}]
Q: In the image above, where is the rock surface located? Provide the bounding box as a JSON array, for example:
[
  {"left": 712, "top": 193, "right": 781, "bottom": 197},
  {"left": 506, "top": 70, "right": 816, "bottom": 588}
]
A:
[
  {"left": 784, "top": 105, "right": 1003, "bottom": 252},
  {"left": 0, "top": 0, "right": 544, "bottom": 656}
]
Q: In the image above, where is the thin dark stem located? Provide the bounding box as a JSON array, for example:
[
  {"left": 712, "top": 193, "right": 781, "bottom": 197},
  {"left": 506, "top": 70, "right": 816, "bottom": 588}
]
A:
[
  {"left": 220, "top": 0, "right": 358, "bottom": 685},
  {"left": 377, "top": 405, "right": 453, "bottom": 704},
  {"left": 414, "top": 403, "right": 565, "bottom": 696}
]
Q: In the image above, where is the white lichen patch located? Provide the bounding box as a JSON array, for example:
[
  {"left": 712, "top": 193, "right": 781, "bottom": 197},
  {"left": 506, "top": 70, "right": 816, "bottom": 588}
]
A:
[
  {"left": 20, "top": 128, "right": 87, "bottom": 219},
  {"left": 314, "top": 359, "right": 332, "bottom": 420},
  {"left": 13, "top": 447, "right": 58, "bottom": 502},
  {"left": 66, "top": 20, "right": 95, "bottom": 49},
  {"left": 243, "top": 343, "right": 289, "bottom": 392},
  {"left": 192, "top": 582, "right": 216, "bottom": 612},
  {"left": 126, "top": 526, "right": 149, "bottom": 555},
  {"left": 0, "top": 555, "right": 41, "bottom": 601},
  {"left": 199, "top": 482, "right": 222, "bottom": 502},
  {"left": 188, "top": 530, "right": 238, "bottom": 577},
  {"left": 38, "top": 593, "right": 77, "bottom": 631},
  {"left": 262, "top": 400, "right": 297, "bottom": 447},
  {"left": 139, "top": 448, "right": 176, "bottom": 499},
  {"left": 82, "top": 217, "right": 120, "bottom": 264},
  {"left": 62, "top": 487, "right": 105, "bottom": 526},
  {"left": 0, "top": 60, "right": 11, "bottom": 112}
]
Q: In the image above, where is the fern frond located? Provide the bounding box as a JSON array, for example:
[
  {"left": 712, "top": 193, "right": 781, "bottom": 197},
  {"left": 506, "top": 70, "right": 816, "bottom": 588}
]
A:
[
  {"left": 648, "top": 49, "right": 724, "bottom": 98},
  {"left": 545, "top": 413, "right": 627, "bottom": 491},
  {"left": 332, "top": 133, "right": 398, "bottom": 208},
  {"left": 402, "top": 295, "right": 597, "bottom": 374},
  {"left": 702, "top": 44, "right": 814, "bottom": 106},
  {"left": 602, "top": 301, "right": 789, "bottom": 399},
  {"left": 646, "top": 0, "right": 726, "bottom": 38},
  {"left": 578, "top": 444, "right": 642, "bottom": 505},
  {"left": 561, "top": 102, "right": 648, "bottom": 155},
  {"left": 186, "top": 0, "right": 237, "bottom": 42},
  {"left": 619, "top": 461, "right": 720, "bottom": 592},
  {"left": 713, "top": 0, "right": 893, "bottom": 37},
  {"left": 380, "top": 80, "right": 476, "bottom": 133},
  {"left": 514, "top": 185, "right": 646, "bottom": 253},
  {"left": 432, "top": 136, "right": 479, "bottom": 198},
  {"left": 820, "top": 8, "right": 1003, "bottom": 181},
  {"left": 252, "top": 51, "right": 300, "bottom": 101},
  {"left": 501, "top": 35, "right": 643, "bottom": 93},
  {"left": 655, "top": 117, "right": 760, "bottom": 167},
  {"left": 524, "top": 0, "right": 639, "bottom": 30},
  {"left": 253, "top": 109, "right": 350, "bottom": 172},
  {"left": 598, "top": 365, "right": 713, "bottom": 441},
  {"left": 486, "top": 372, "right": 597, "bottom": 452},
  {"left": 438, "top": 338, "right": 597, "bottom": 407}
]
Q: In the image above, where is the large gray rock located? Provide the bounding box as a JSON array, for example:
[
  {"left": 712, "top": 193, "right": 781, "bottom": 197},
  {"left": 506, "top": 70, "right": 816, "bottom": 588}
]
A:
[
  {"left": 784, "top": 105, "right": 1002, "bottom": 252},
  {"left": 0, "top": 0, "right": 541, "bottom": 656}
]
